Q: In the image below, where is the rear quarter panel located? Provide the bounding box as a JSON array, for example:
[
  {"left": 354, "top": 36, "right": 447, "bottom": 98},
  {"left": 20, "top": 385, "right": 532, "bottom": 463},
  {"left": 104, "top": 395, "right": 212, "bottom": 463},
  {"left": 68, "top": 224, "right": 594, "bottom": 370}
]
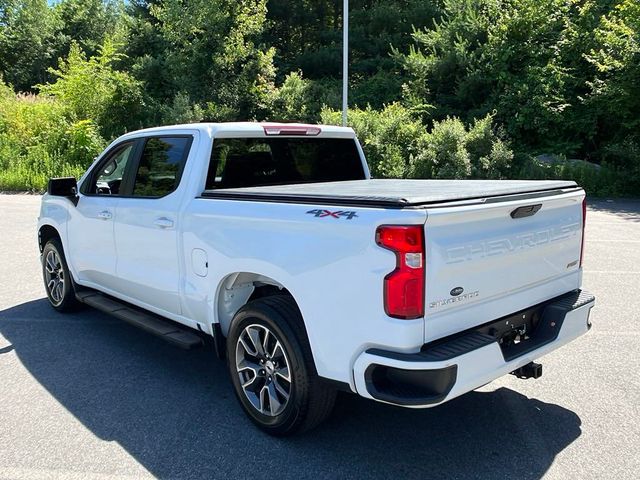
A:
[{"left": 182, "top": 198, "right": 427, "bottom": 385}]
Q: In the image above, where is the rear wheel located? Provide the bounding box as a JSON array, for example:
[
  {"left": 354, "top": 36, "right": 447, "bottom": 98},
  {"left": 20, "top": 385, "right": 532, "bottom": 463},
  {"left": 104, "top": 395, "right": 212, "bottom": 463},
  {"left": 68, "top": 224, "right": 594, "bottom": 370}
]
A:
[
  {"left": 42, "top": 239, "right": 79, "bottom": 312},
  {"left": 227, "top": 296, "right": 336, "bottom": 436}
]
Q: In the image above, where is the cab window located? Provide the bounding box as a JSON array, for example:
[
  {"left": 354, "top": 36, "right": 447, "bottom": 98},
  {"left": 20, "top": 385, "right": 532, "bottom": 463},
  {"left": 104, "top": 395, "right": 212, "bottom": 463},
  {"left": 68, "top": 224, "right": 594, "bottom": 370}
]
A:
[
  {"left": 206, "top": 137, "right": 365, "bottom": 190},
  {"left": 132, "top": 136, "right": 192, "bottom": 197},
  {"left": 85, "top": 142, "right": 136, "bottom": 195}
]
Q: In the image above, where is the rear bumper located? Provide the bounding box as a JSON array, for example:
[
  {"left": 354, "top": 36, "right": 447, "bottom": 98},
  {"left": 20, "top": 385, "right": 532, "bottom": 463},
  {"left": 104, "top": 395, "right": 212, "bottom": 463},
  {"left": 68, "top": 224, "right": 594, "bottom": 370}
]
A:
[{"left": 353, "top": 290, "right": 594, "bottom": 408}]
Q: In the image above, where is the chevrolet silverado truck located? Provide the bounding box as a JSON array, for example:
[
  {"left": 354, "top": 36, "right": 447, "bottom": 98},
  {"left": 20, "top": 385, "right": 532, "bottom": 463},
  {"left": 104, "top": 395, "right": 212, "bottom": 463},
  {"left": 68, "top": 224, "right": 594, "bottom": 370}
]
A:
[{"left": 38, "top": 122, "right": 595, "bottom": 435}]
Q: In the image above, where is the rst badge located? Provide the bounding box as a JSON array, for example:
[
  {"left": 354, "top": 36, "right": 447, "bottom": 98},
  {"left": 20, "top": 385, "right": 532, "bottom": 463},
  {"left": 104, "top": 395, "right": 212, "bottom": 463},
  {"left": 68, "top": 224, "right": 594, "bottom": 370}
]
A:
[{"left": 306, "top": 209, "right": 358, "bottom": 220}]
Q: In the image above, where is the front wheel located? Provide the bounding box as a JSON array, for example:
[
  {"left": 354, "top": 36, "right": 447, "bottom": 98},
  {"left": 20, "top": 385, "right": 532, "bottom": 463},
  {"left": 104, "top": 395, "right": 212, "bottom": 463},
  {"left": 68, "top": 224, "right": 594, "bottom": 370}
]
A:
[
  {"left": 227, "top": 296, "right": 336, "bottom": 436},
  {"left": 42, "top": 239, "right": 79, "bottom": 312}
]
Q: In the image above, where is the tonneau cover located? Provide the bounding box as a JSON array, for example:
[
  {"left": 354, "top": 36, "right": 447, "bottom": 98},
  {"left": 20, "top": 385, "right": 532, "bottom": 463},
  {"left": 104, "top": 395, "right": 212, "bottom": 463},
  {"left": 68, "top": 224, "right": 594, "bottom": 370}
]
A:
[{"left": 201, "top": 179, "right": 578, "bottom": 208}]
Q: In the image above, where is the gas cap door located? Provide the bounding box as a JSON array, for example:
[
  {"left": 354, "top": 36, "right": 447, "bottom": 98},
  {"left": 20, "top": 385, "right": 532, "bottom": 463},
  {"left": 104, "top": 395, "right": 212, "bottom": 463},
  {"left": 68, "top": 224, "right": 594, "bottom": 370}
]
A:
[{"left": 191, "top": 248, "right": 208, "bottom": 277}]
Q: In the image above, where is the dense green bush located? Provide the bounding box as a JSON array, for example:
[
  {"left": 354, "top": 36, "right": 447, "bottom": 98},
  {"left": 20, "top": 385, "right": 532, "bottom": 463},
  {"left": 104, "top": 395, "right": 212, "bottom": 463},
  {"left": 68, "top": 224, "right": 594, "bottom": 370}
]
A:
[
  {"left": 321, "top": 107, "right": 513, "bottom": 182},
  {"left": 408, "top": 115, "right": 513, "bottom": 180},
  {"left": 465, "top": 116, "right": 513, "bottom": 179},
  {"left": 518, "top": 156, "right": 636, "bottom": 198},
  {"left": 269, "top": 72, "right": 314, "bottom": 123},
  {"left": 39, "top": 40, "right": 145, "bottom": 139},
  {"left": 411, "top": 117, "right": 470, "bottom": 179},
  {"left": 321, "top": 103, "right": 427, "bottom": 178},
  {"left": 0, "top": 80, "right": 104, "bottom": 191}
]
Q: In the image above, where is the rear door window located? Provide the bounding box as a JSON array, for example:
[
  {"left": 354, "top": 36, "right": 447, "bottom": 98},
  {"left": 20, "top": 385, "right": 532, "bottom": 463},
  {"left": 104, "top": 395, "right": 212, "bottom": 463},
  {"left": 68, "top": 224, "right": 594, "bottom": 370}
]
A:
[{"left": 132, "top": 136, "right": 193, "bottom": 197}]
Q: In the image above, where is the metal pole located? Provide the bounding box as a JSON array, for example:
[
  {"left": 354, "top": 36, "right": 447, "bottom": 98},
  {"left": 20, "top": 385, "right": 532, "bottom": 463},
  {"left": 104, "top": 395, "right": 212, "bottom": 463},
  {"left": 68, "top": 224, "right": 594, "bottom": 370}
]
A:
[{"left": 342, "top": 0, "right": 348, "bottom": 126}]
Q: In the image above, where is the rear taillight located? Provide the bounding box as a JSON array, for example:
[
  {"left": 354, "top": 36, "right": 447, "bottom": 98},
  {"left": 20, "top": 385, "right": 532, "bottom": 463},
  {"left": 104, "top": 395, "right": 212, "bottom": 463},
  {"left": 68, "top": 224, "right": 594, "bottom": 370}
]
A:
[
  {"left": 580, "top": 197, "right": 587, "bottom": 267},
  {"left": 376, "top": 225, "right": 425, "bottom": 319}
]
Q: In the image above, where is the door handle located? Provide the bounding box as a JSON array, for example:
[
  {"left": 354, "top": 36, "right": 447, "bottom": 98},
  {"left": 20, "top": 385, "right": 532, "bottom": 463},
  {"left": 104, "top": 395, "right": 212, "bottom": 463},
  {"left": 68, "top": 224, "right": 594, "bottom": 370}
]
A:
[
  {"left": 154, "top": 217, "right": 174, "bottom": 229},
  {"left": 97, "top": 210, "right": 112, "bottom": 220}
]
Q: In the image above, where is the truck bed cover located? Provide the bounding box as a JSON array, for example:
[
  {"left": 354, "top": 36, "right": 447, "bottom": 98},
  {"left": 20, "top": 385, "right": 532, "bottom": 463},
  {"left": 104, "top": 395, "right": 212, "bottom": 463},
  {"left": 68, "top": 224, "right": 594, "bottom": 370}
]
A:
[{"left": 201, "top": 179, "right": 579, "bottom": 208}]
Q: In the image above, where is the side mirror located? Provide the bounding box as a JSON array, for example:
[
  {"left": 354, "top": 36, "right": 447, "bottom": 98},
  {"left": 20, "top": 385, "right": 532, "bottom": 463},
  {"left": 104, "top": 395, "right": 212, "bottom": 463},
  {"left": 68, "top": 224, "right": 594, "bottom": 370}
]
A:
[{"left": 47, "top": 177, "right": 78, "bottom": 204}]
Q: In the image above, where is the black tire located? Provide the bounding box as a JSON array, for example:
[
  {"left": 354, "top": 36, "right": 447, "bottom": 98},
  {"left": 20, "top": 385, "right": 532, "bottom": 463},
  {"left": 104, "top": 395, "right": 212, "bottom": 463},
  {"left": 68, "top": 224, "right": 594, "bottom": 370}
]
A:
[
  {"left": 42, "top": 239, "right": 80, "bottom": 312},
  {"left": 227, "top": 295, "right": 336, "bottom": 436}
]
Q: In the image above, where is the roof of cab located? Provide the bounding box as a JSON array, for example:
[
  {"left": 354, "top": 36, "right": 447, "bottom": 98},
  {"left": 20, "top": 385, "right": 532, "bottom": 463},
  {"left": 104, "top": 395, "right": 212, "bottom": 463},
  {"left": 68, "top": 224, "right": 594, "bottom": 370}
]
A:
[{"left": 116, "top": 121, "right": 355, "bottom": 140}]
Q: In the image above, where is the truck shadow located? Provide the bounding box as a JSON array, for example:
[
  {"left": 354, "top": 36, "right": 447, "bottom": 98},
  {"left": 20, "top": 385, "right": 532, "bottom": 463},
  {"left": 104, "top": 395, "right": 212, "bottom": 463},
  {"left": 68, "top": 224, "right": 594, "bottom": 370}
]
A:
[
  {"left": 588, "top": 199, "right": 640, "bottom": 222},
  {"left": 0, "top": 299, "right": 582, "bottom": 480}
]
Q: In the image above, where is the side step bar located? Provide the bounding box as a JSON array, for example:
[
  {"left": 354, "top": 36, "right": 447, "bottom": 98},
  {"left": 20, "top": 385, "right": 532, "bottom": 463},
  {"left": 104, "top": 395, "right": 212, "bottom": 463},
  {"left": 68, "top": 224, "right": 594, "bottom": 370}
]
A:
[{"left": 76, "top": 290, "right": 203, "bottom": 349}]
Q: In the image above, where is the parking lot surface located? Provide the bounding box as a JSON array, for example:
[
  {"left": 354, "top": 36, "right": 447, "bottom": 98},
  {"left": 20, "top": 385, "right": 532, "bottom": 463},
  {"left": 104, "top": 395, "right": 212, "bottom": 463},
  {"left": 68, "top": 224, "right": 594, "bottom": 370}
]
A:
[{"left": 1, "top": 194, "right": 639, "bottom": 479}]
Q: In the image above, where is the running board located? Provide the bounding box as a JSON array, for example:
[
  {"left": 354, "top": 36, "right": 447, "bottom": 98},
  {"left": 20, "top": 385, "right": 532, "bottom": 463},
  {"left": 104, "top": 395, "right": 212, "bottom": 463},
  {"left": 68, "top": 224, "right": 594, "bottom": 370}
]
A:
[{"left": 75, "top": 290, "right": 203, "bottom": 349}]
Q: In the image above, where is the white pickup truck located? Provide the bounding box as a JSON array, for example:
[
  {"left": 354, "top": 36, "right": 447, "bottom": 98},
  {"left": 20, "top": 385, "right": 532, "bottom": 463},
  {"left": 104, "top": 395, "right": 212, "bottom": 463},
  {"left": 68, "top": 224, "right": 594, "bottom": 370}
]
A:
[{"left": 38, "top": 122, "right": 594, "bottom": 435}]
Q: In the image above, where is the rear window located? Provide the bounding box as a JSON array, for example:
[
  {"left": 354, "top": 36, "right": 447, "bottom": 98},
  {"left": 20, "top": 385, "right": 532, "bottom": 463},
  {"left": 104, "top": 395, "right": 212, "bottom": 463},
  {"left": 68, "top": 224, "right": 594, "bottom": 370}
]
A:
[
  {"left": 206, "top": 138, "right": 365, "bottom": 189},
  {"left": 133, "top": 136, "right": 192, "bottom": 197}
]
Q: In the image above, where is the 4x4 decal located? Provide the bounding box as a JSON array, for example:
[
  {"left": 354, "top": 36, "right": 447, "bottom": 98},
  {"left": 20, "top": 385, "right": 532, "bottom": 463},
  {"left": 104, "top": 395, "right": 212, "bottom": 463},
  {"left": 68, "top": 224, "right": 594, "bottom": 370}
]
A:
[{"left": 306, "top": 209, "right": 358, "bottom": 220}]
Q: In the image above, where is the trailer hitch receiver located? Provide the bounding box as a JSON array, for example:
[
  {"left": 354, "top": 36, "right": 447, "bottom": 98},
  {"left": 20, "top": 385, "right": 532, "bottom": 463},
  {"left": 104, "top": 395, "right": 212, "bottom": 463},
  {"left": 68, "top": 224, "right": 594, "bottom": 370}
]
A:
[{"left": 511, "top": 361, "right": 543, "bottom": 379}]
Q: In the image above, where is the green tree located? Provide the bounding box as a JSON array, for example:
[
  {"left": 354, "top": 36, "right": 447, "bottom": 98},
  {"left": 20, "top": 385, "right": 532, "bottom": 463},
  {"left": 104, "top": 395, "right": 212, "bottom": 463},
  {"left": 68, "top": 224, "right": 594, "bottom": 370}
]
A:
[
  {"left": 585, "top": 0, "right": 640, "bottom": 169},
  {"left": 399, "top": 2, "right": 608, "bottom": 153},
  {"left": 265, "top": 0, "right": 439, "bottom": 109},
  {"left": 39, "top": 39, "right": 144, "bottom": 138},
  {"left": 0, "top": 0, "right": 61, "bottom": 91},
  {"left": 123, "top": 0, "right": 276, "bottom": 121},
  {"left": 54, "top": 0, "right": 124, "bottom": 58}
]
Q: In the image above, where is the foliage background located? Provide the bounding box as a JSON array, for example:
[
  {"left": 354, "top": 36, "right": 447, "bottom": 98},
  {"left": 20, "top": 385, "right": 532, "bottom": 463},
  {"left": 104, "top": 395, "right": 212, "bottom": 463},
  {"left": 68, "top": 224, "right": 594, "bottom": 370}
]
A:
[{"left": 0, "top": 0, "right": 638, "bottom": 195}]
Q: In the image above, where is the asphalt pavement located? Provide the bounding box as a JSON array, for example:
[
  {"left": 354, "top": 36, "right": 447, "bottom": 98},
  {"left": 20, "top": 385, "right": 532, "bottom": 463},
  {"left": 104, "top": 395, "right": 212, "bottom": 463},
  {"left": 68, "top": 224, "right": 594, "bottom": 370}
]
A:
[{"left": 0, "top": 194, "right": 638, "bottom": 479}]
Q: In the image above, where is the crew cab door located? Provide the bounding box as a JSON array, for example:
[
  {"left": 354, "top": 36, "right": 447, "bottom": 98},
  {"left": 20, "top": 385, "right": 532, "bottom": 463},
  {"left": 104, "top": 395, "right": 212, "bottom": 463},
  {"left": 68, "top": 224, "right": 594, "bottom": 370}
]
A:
[
  {"left": 112, "top": 134, "right": 194, "bottom": 315},
  {"left": 69, "top": 141, "right": 138, "bottom": 290}
]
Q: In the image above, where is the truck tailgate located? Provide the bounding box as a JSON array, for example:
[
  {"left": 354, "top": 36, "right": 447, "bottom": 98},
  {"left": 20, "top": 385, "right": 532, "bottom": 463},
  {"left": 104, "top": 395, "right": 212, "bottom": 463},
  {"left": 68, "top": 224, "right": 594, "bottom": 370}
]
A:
[{"left": 424, "top": 189, "right": 585, "bottom": 340}]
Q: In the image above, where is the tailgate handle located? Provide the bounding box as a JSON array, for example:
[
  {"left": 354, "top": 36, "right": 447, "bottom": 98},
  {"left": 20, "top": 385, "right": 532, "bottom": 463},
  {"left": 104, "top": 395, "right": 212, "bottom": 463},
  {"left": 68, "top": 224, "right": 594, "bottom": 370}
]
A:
[{"left": 510, "top": 204, "right": 542, "bottom": 219}]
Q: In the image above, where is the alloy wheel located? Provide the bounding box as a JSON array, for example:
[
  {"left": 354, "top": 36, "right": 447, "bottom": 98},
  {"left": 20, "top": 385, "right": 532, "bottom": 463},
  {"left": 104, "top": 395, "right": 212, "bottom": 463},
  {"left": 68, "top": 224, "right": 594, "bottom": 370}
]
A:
[
  {"left": 44, "top": 250, "right": 64, "bottom": 305},
  {"left": 235, "top": 323, "right": 292, "bottom": 416}
]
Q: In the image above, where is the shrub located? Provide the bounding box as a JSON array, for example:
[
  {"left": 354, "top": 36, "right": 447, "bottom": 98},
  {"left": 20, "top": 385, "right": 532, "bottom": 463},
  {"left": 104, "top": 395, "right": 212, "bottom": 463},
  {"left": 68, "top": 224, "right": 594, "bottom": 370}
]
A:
[
  {"left": 271, "top": 73, "right": 341, "bottom": 123},
  {"left": 515, "top": 155, "right": 631, "bottom": 197},
  {"left": 269, "top": 72, "right": 312, "bottom": 122},
  {"left": 601, "top": 137, "right": 640, "bottom": 190},
  {"left": 413, "top": 117, "right": 470, "bottom": 179},
  {"left": 0, "top": 81, "right": 105, "bottom": 191},
  {"left": 321, "top": 107, "right": 514, "bottom": 181},
  {"left": 480, "top": 140, "right": 514, "bottom": 179},
  {"left": 38, "top": 39, "right": 144, "bottom": 138},
  {"left": 62, "top": 119, "right": 106, "bottom": 167},
  {"left": 466, "top": 115, "right": 513, "bottom": 178},
  {"left": 408, "top": 114, "right": 513, "bottom": 179},
  {"left": 159, "top": 92, "right": 205, "bottom": 125},
  {"left": 321, "top": 103, "right": 427, "bottom": 178}
]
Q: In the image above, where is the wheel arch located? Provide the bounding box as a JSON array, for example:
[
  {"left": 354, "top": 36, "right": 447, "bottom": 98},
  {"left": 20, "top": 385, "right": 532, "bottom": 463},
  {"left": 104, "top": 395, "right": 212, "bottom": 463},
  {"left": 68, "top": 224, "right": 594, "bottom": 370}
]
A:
[
  {"left": 215, "top": 271, "right": 295, "bottom": 338},
  {"left": 215, "top": 271, "right": 326, "bottom": 381},
  {"left": 38, "top": 224, "right": 62, "bottom": 253}
]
